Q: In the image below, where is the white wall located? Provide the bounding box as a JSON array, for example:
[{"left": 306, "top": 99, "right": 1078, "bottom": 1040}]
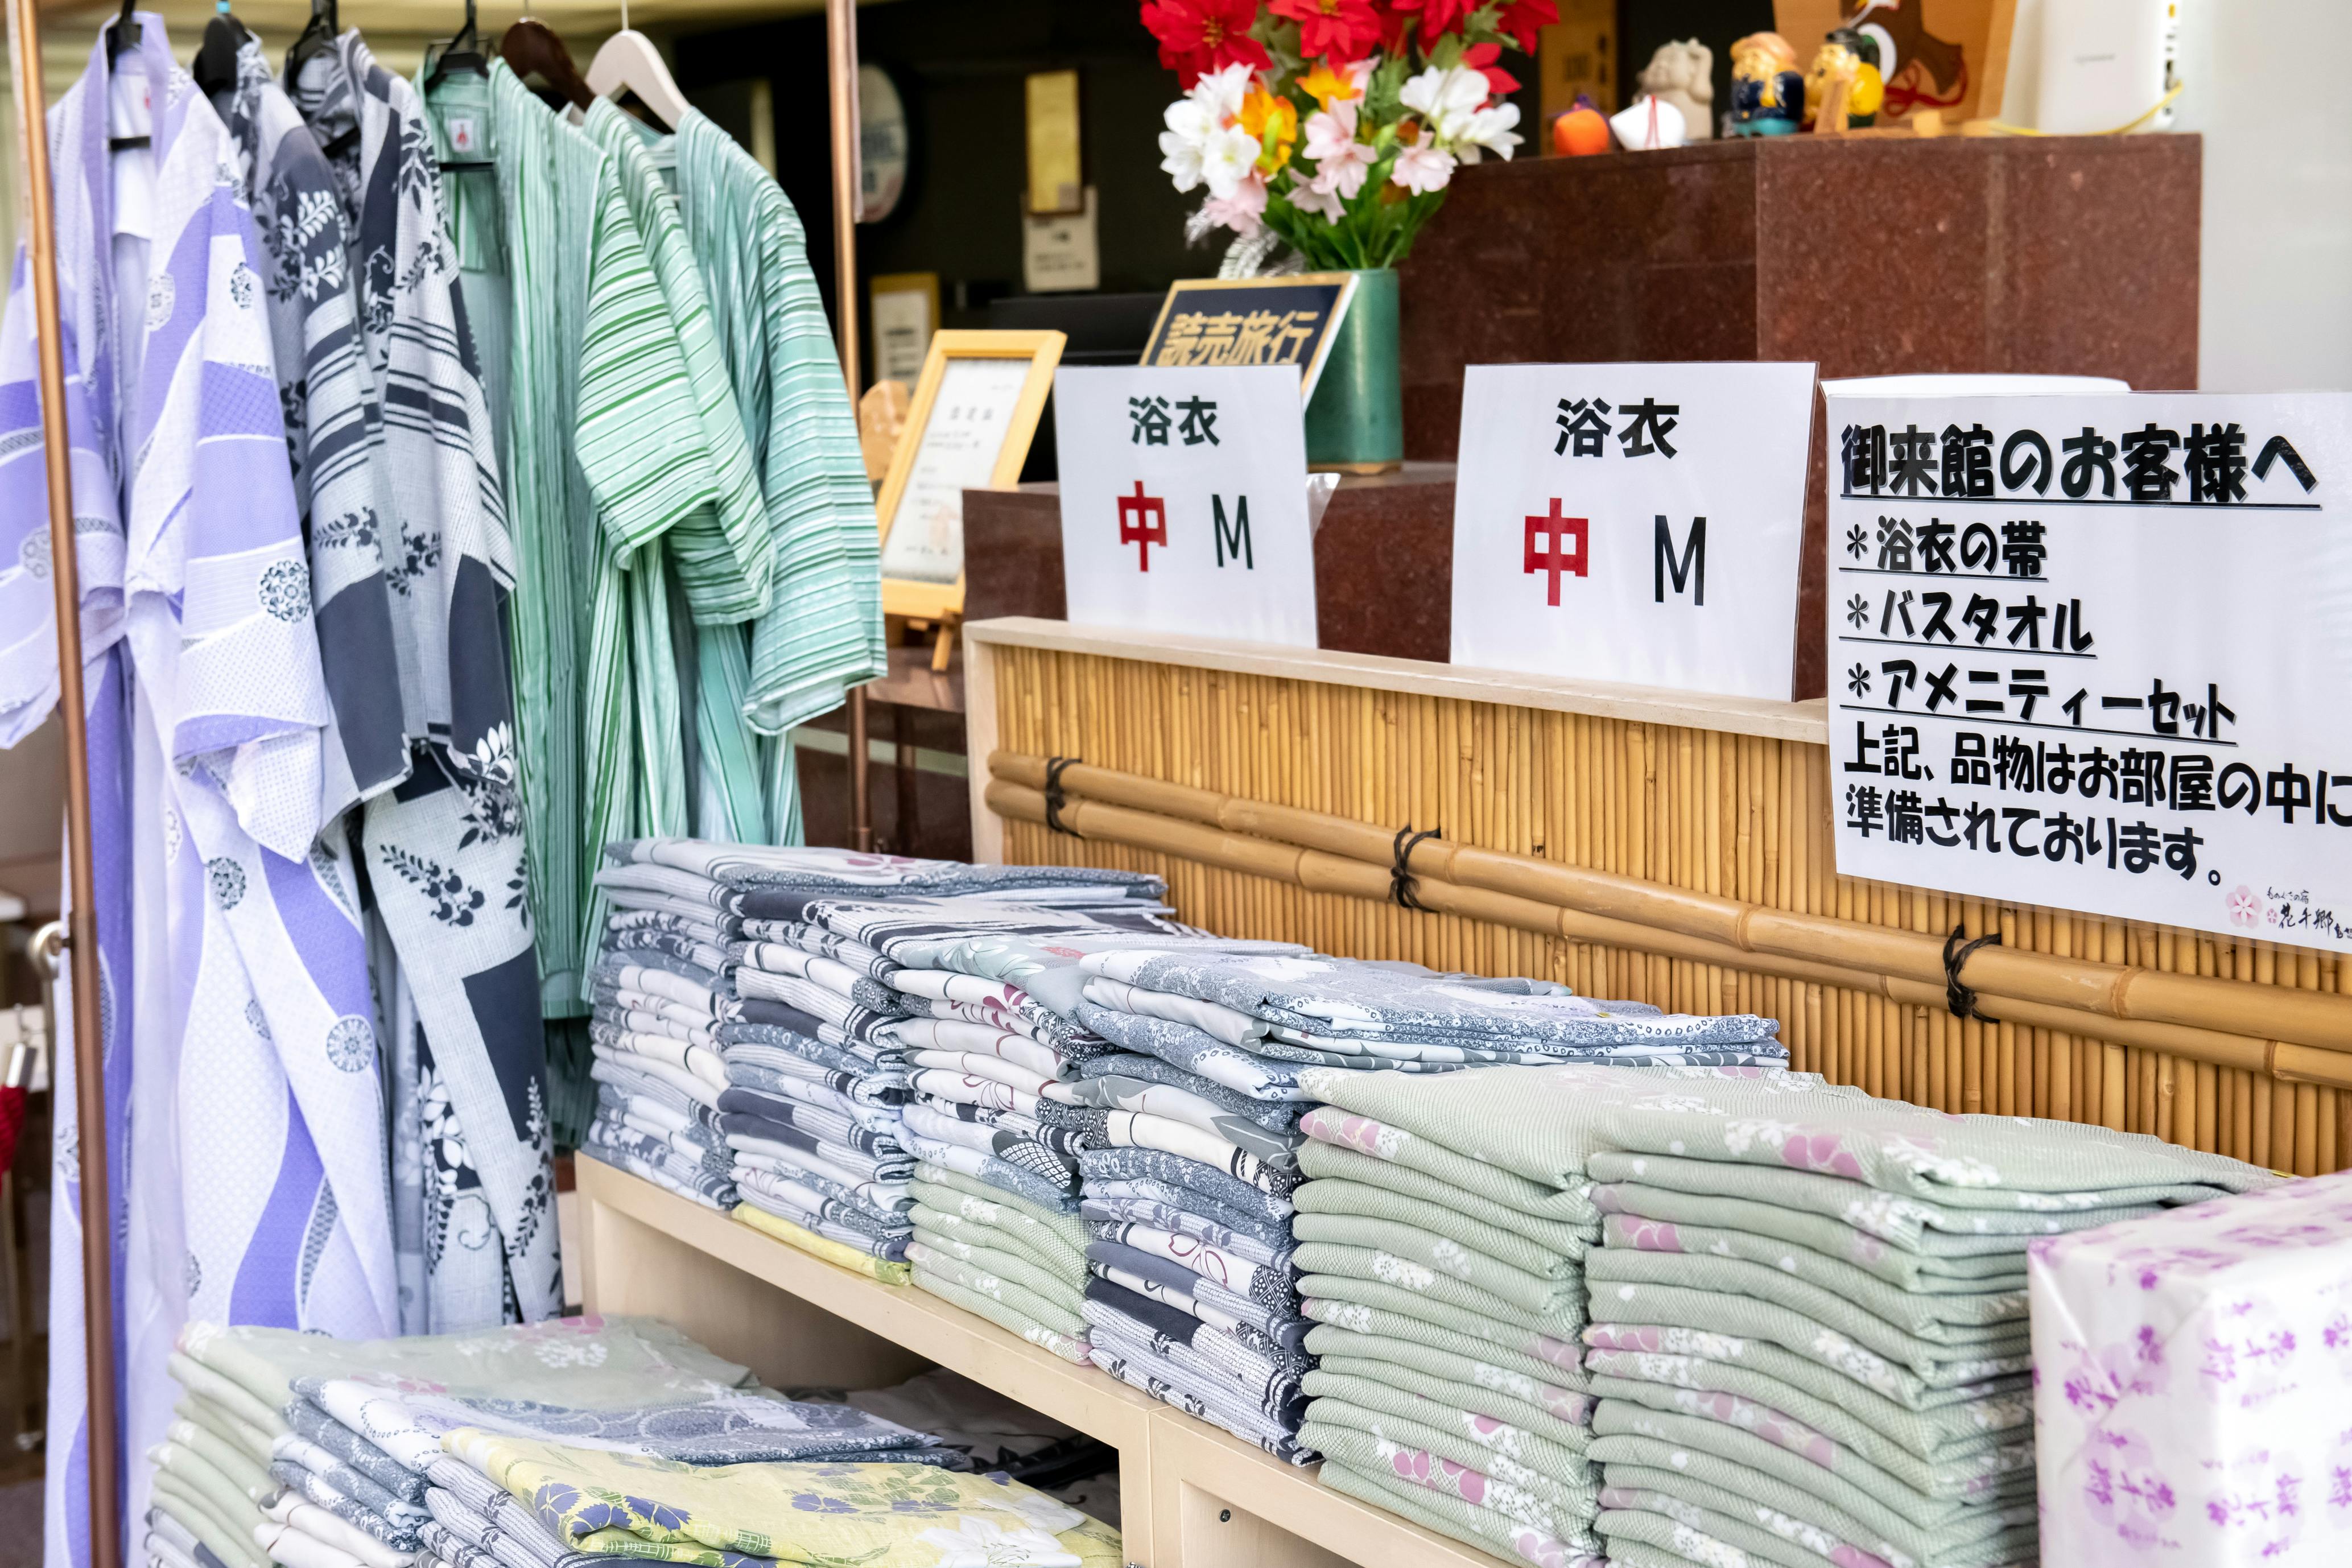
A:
[{"left": 2004, "top": 0, "right": 2352, "bottom": 392}]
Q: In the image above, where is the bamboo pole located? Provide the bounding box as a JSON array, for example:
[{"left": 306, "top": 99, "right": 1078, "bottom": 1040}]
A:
[
  {"left": 991, "top": 751, "right": 2352, "bottom": 1059},
  {"left": 9, "top": 0, "right": 123, "bottom": 1561},
  {"left": 985, "top": 777, "right": 2351, "bottom": 1094}
]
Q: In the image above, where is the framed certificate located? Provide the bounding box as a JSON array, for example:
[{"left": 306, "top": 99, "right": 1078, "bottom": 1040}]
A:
[{"left": 874, "top": 328, "right": 1066, "bottom": 621}]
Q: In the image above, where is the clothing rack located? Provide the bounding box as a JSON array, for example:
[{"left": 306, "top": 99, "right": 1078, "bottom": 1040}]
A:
[{"left": 2, "top": 7, "right": 878, "bottom": 1566}]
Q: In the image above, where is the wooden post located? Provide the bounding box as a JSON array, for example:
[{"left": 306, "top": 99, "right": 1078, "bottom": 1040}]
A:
[{"left": 7, "top": 1, "right": 122, "bottom": 1563}]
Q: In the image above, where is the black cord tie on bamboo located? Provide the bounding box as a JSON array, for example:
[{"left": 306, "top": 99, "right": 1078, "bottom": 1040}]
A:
[
  {"left": 1943, "top": 923, "right": 2003, "bottom": 1022},
  {"left": 1390, "top": 825, "right": 1441, "bottom": 911},
  {"left": 1043, "top": 757, "right": 1083, "bottom": 837}
]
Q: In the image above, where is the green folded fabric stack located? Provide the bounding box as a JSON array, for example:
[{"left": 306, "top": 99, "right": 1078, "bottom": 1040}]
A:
[
  {"left": 910, "top": 1161, "right": 1097, "bottom": 1365},
  {"left": 1298, "top": 1059, "right": 2279, "bottom": 1568},
  {"left": 1289, "top": 1101, "right": 1609, "bottom": 1568}
]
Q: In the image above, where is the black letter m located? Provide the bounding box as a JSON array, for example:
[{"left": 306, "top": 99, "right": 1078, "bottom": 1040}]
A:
[
  {"left": 1213, "top": 494, "right": 1253, "bottom": 568},
  {"left": 1654, "top": 514, "right": 1706, "bottom": 605}
]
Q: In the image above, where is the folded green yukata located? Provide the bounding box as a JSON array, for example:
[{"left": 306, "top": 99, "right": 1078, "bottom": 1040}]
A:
[
  {"left": 1293, "top": 1212, "right": 1575, "bottom": 1315},
  {"left": 1302, "top": 1416, "right": 1592, "bottom": 1544},
  {"left": 1296, "top": 1244, "right": 1586, "bottom": 1338},
  {"left": 1309, "top": 1361, "right": 1592, "bottom": 1455},
  {"left": 1318, "top": 1456, "right": 1605, "bottom": 1567},
  {"left": 1297, "top": 1140, "right": 1598, "bottom": 1256},
  {"left": 1303, "top": 1285, "right": 1588, "bottom": 1383},
  {"left": 1294, "top": 1172, "right": 1582, "bottom": 1278}
]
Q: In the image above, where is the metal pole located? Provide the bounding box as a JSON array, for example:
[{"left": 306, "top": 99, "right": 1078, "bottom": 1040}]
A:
[
  {"left": 825, "top": 0, "right": 874, "bottom": 852},
  {"left": 7, "top": 3, "right": 122, "bottom": 1566}
]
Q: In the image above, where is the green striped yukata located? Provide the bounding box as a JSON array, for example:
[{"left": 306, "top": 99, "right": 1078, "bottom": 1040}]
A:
[
  {"left": 583, "top": 100, "right": 775, "bottom": 849},
  {"left": 670, "top": 109, "right": 884, "bottom": 840}
]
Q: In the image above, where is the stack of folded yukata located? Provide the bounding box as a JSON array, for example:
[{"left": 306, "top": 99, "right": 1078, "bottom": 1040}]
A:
[
  {"left": 800, "top": 898, "right": 1271, "bottom": 1368},
  {"left": 160, "top": 1315, "right": 951, "bottom": 1568},
  {"left": 1297, "top": 1063, "right": 2275, "bottom": 1568},
  {"left": 722, "top": 923, "right": 922, "bottom": 1281},
  {"left": 582, "top": 860, "right": 738, "bottom": 1210},
  {"left": 1569, "top": 1072, "right": 2274, "bottom": 1568},
  {"left": 1066, "top": 952, "right": 1788, "bottom": 1474}
]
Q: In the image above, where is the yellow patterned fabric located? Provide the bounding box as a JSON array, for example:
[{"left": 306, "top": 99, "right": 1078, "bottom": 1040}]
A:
[
  {"left": 733, "top": 1204, "right": 912, "bottom": 1285},
  {"left": 445, "top": 1429, "right": 1121, "bottom": 1566}
]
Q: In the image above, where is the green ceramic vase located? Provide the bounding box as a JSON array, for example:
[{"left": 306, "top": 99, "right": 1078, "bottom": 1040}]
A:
[{"left": 1304, "top": 266, "right": 1404, "bottom": 472}]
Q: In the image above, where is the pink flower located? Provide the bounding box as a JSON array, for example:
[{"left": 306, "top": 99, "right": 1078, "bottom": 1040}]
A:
[
  {"left": 1390, "top": 143, "right": 1455, "bottom": 194},
  {"left": 1199, "top": 171, "right": 1269, "bottom": 235}
]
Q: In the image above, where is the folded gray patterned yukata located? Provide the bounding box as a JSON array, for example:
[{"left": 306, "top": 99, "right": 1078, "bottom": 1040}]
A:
[
  {"left": 1086, "top": 1328, "right": 1311, "bottom": 1463},
  {"left": 1080, "top": 1194, "right": 1288, "bottom": 1267},
  {"left": 1082, "top": 1177, "right": 1293, "bottom": 1252},
  {"left": 1078, "top": 1146, "right": 1293, "bottom": 1224}
]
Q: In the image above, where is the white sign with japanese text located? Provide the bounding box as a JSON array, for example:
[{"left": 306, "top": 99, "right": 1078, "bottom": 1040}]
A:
[
  {"left": 1826, "top": 391, "right": 2352, "bottom": 952},
  {"left": 1055, "top": 366, "right": 1318, "bottom": 647},
  {"left": 1450, "top": 362, "right": 1818, "bottom": 700}
]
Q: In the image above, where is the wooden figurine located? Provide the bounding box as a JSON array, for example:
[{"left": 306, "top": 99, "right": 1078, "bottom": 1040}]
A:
[
  {"left": 1728, "top": 32, "right": 1804, "bottom": 137},
  {"left": 1636, "top": 39, "right": 1714, "bottom": 142}
]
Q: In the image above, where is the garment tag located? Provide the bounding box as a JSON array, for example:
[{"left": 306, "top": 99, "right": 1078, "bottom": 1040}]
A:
[{"left": 448, "top": 116, "right": 478, "bottom": 154}]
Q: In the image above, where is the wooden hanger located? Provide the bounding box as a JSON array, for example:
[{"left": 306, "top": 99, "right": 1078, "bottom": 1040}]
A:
[
  {"left": 585, "top": 22, "right": 690, "bottom": 133},
  {"left": 500, "top": 17, "right": 595, "bottom": 112},
  {"left": 193, "top": 0, "right": 250, "bottom": 102}
]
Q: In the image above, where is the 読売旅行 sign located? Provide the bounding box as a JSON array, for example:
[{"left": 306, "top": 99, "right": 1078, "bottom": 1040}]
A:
[{"left": 1826, "top": 391, "right": 2352, "bottom": 952}]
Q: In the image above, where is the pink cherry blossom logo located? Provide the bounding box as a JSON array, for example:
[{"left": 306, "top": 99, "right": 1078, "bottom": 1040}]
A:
[{"left": 2227, "top": 886, "right": 2262, "bottom": 929}]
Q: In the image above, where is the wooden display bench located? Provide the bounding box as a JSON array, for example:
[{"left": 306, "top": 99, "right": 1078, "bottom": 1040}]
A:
[{"left": 575, "top": 1154, "right": 1508, "bottom": 1568}]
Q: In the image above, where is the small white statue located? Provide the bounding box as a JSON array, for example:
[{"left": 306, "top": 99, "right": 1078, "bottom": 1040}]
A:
[{"left": 1637, "top": 39, "right": 1715, "bottom": 143}]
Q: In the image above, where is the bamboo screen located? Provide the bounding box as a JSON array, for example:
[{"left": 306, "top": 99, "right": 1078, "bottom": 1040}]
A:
[{"left": 987, "top": 644, "right": 2350, "bottom": 1177}]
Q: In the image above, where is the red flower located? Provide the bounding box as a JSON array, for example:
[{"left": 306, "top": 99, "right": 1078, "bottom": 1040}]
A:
[
  {"left": 1141, "top": 0, "right": 1272, "bottom": 84},
  {"left": 1462, "top": 42, "right": 1519, "bottom": 98},
  {"left": 1495, "top": 0, "right": 1558, "bottom": 55},
  {"left": 1270, "top": 0, "right": 1384, "bottom": 63},
  {"left": 1390, "top": 0, "right": 1476, "bottom": 47}
]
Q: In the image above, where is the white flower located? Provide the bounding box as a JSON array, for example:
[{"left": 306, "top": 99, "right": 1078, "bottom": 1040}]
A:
[
  {"left": 1158, "top": 63, "right": 1257, "bottom": 195},
  {"left": 914, "top": 1515, "right": 1075, "bottom": 1567},
  {"left": 1199, "top": 122, "right": 1264, "bottom": 200},
  {"left": 1390, "top": 144, "right": 1456, "bottom": 196},
  {"left": 1456, "top": 102, "right": 1523, "bottom": 163},
  {"left": 1400, "top": 64, "right": 1491, "bottom": 143}
]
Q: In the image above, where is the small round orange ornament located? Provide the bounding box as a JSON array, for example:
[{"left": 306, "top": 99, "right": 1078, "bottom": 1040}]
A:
[{"left": 1552, "top": 94, "right": 1611, "bottom": 156}]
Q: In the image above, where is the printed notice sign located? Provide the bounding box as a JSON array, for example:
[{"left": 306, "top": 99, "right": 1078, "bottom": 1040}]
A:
[
  {"left": 1450, "top": 362, "right": 1818, "bottom": 700},
  {"left": 1826, "top": 392, "right": 2352, "bottom": 952},
  {"left": 1054, "top": 365, "right": 1317, "bottom": 647}
]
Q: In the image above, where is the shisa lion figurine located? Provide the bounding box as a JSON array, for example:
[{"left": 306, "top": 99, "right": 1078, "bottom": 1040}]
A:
[
  {"left": 1636, "top": 39, "right": 1714, "bottom": 142},
  {"left": 1728, "top": 31, "right": 1805, "bottom": 137}
]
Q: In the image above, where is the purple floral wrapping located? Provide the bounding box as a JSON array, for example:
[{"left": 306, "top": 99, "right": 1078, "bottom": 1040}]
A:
[{"left": 2029, "top": 1168, "right": 2352, "bottom": 1565}]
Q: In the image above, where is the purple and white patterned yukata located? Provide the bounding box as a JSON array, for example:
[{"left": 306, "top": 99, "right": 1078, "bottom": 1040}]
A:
[{"left": 0, "top": 19, "right": 398, "bottom": 1566}]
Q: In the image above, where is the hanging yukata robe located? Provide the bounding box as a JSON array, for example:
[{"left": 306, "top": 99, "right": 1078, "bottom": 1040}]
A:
[
  {"left": 210, "top": 42, "right": 406, "bottom": 812},
  {"left": 0, "top": 19, "right": 399, "bottom": 1564},
  {"left": 670, "top": 112, "right": 882, "bottom": 841},
  {"left": 579, "top": 99, "right": 773, "bottom": 849},
  {"left": 474, "top": 63, "right": 754, "bottom": 983},
  {"left": 289, "top": 33, "right": 558, "bottom": 1332}
]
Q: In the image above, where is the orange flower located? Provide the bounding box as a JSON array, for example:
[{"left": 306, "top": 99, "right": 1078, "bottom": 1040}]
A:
[
  {"left": 1297, "top": 60, "right": 1360, "bottom": 111},
  {"left": 1239, "top": 85, "right": 1300, "bottom": 172}
]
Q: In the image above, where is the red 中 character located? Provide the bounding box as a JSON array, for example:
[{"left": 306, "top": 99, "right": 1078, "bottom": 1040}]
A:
[
  {"left": 1119, "top": 481, "right": 1169, "bottom": 571},
  {"left": 1524, "top": 498, "right": 1588, "bottom": 605}
]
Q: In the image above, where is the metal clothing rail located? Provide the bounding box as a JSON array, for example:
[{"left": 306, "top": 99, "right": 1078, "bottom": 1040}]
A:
[
  {"left": 5, "top": 0, "right": 122, "bottom": 1563},
  {"left": 2, "top": 8, "right": 876, "bottom": 1563}
]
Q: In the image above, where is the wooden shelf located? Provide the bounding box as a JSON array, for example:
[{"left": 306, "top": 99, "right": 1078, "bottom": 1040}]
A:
[{"left": 576, "top": 1156, "right": 1510, "bottom": 1568}]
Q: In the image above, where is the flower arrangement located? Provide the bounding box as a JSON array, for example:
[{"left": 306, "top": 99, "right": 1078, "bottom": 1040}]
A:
[{"left": 1142, "top": 0, "right": 1552, "bottom": 269}]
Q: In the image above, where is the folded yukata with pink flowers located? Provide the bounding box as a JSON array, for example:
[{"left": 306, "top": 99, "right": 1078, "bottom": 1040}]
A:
[
  {"left": 2031, "top": 1166, "right": 2352, "bottom": 1568},
  {"left": 1298, "top": 1061, "right": 2276, "bottom": 1568}
]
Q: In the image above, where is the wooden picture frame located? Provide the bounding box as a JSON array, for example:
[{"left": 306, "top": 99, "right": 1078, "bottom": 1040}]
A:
[{"left": 874, "top": 328, "right": 1066, "bottom": 622}]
